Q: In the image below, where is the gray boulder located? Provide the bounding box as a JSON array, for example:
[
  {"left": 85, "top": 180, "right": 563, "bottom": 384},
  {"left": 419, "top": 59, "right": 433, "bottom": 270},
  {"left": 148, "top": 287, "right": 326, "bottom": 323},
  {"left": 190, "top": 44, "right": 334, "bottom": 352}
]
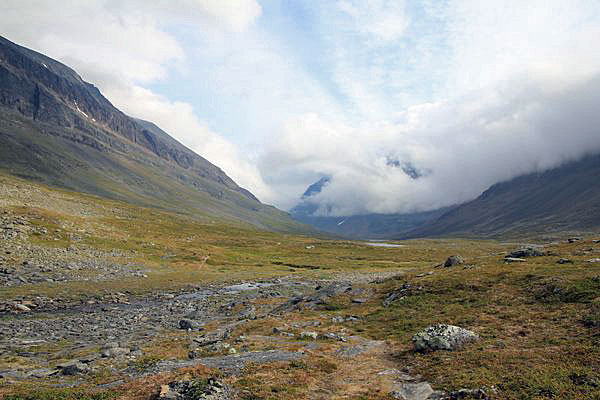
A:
[
  {"left": 179, "top": 319, "right": 203, "bottom": 331},
  {"left": 101, "top": 347, "right": 131, "bottom": 358},
  {"left": 412, "top": 324, "right": 479, "bottom": 353},
  {"left": 59, "top": 361, "right": 90, "bottom": 375},
  {"left": 390, "top": 382, "right": 445, "bottom": 400},
  {"left": 443, "top": 256, "right": 464, "bottom": 267},
  {"left": 506, "top": 247, "right": 544, "bottom": 258}
]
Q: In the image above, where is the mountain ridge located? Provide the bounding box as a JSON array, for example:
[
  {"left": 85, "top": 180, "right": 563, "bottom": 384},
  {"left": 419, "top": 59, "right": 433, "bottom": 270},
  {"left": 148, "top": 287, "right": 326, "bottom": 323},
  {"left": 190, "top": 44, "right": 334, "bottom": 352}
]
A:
[
  {"left": 0, "top": 35, "right": 311, "bottom": 232},
  {"left": 404, "top": 153, "right": 600, "bottom": 238}
]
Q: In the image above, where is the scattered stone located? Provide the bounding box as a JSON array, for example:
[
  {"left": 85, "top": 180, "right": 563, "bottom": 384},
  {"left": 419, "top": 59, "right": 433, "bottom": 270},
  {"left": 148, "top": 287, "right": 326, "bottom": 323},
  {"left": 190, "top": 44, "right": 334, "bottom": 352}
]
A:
[
  {"left": 300, "top": 331, "right": 318, "bottom": 340},
  {"left": 412, "top": 324, "right": 479, "bottom": 353},
  {"left": 335, "top": 336, "right": 384, "bottom": 358},
  {"left": 506, "top": 247, "right": 545, "bottom": 258},
  {"left": 158, "top": 377, "right": 233, "bottom": 400},
  {"left": 320, "top": 332, "right": 347, "bottom": 342},
  {"left": 383, "top": 283, "right": 415, "bottom": 306},
  {"left": 58, "top": 361, "right": 90, "bottom": 375},
  {"left": 12, "top": 303, "right": 31, "bottom": 312},
  {"left": 448, "top": 388, "right": 490, "bottom": 399},
  {"left": 416, "top": 272, "right": 434, "bottom": 277},
  {"left": 444, "top": 255, "right": 464, "bottom": 267},
  {"left": 557, "top": 258, "right": 574, "bottom": 264},
  {"left": 390, "top": 382, "right": 440, "bottom": 400},
  {"left": 504, "top": 257, "right": 526, "bottom": 263},
  {"left": 101, "top": 347, "right": 131, "bottom": 358},
  {"left": 587, "top": 258, "right": 600, "bottom": 263},
  {"left": 26, "top": 368, "right": 57, "bottom": 378},
  {"left": 79, "top": 353, "right": 100, "bottom": 363},
  {"left": 351, "top": 297, "right": 369, "bottom": 304},
  {"left": 179, "top": 319, "right": 203, "bottom": 331},
  {"left": 568, "top": 237, "right": 582, "bottom": 243}
]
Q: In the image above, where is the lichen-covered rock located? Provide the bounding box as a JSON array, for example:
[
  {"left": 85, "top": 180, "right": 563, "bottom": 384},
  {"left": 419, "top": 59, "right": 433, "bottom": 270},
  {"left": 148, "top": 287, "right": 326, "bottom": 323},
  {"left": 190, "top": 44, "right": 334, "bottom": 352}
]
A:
[
  {"left": 412, "top": 324, "right": 479, "bottom": 353},
  {"left": 300, "top": 331, "right": 318, "bottom": 340},
  {"left": 158, "top": 378, "right": 233, "bottom": 400}
]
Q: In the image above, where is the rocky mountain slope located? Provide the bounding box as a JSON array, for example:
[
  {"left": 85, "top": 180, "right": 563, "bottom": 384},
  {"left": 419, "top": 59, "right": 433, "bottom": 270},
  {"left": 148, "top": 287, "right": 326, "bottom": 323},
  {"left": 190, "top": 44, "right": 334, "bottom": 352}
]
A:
[
  {"left": 0, "top": 35, "right": 310, "bottom": 232},
  {"left": 407, "top": 153, "right": 600, "bottom": 238}
]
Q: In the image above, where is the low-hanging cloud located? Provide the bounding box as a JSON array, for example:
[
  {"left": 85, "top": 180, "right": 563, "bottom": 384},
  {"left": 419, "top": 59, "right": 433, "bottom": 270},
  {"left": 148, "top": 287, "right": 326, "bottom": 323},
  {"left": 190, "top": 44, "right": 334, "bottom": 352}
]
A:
[{"left": 261, "top": 73, "right": 600, "bottom": 215}]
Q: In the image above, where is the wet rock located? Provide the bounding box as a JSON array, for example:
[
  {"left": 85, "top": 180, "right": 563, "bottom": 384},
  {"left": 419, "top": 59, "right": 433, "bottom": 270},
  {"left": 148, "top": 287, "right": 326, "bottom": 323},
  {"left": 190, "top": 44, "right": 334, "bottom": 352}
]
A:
[
  {"left": 443, "top": 255, "right": 464, "bottom": 267},
  {"left": 506, "top": 247, "right": 545, "bottom": 258},
  {"left": 412, "top": 324, "right": 479, "bottom": 353}
]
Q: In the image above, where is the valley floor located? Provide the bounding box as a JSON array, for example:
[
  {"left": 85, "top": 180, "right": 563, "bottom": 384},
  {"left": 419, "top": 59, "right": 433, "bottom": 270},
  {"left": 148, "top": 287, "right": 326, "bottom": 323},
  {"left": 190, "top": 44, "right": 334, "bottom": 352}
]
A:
[{"left": 0, "top": 173, "right": 599, "bottom": 400}]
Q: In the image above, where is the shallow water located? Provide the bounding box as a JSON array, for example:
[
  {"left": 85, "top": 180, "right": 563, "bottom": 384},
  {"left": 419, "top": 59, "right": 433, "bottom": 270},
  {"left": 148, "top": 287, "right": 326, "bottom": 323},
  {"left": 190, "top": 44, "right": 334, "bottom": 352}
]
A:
[{"left": 364, "top": 242, "right": 405, "bottom": 248}]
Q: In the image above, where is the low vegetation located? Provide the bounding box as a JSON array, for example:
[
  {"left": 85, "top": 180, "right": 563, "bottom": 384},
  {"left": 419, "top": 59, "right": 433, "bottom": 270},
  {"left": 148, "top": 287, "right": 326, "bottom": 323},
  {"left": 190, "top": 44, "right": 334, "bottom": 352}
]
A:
[{"left": 0, "top": 173, "right": 599, "bottom": 399}]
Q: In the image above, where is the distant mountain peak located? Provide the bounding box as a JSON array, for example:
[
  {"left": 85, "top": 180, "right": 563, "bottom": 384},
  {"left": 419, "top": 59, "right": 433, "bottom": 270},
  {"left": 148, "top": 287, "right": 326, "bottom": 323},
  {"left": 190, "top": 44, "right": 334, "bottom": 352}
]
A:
[{"left": 301, "top": 176, "right": 330, "bottom": 199}]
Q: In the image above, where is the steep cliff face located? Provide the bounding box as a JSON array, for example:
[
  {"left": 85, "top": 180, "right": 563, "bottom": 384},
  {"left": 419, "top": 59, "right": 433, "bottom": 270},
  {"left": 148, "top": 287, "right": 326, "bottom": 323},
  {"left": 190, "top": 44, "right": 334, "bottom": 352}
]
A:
[{"left": 0, "top": 35, "right": 307, "bottom": 232}]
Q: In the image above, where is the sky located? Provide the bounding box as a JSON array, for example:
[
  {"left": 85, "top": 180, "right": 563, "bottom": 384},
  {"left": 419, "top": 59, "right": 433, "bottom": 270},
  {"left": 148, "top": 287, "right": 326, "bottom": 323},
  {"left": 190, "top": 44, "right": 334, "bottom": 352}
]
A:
[{"left": 3, "top": 0, "right": 600, "bottom": 215}]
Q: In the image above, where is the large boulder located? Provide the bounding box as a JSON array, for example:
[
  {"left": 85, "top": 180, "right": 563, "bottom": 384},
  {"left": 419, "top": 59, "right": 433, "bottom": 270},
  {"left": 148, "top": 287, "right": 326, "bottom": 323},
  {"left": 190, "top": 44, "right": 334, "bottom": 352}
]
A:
[{"left": 412, "top": 324, "right": 479, "bottom": 353}]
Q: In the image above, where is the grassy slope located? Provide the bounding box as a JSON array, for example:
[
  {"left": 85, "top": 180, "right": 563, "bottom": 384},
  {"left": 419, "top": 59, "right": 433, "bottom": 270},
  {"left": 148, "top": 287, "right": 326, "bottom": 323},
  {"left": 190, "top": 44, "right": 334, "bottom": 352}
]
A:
[
  {"left": 0, "top": 174, "right": 599, "bottom": 399},
  {"left": 0, "top": 111, "right": 314, "bottom": 234}
]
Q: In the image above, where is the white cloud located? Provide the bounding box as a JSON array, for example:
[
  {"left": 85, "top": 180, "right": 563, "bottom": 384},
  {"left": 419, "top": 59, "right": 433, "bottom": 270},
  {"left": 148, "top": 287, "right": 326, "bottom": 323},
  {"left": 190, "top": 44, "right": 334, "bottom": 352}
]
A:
[
  {"left": 337, "top": 0, "right": 409, "bottom": 43},
  {"left": 261, "top": 72, "right": 600, "bottom": 215},
  {"left": 2, "top": 0, "right": 600, "bottom": 216}
]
